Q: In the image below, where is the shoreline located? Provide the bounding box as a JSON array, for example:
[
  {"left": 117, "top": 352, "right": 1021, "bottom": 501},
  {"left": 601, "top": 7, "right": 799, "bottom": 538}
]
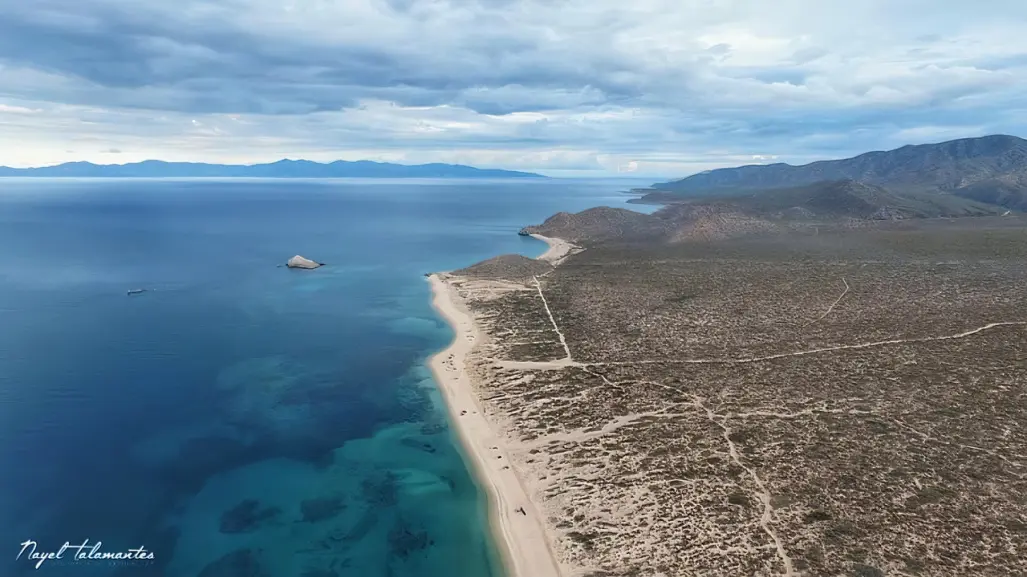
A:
[
  {"left": 427, "top": 235, "right": 567, "bottom": 577},
  {"left": 529, "top": 233, "right": 575, "bottom": 264}
]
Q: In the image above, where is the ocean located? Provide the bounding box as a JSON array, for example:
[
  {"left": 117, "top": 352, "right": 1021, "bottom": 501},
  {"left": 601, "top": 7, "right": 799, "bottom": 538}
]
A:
[{"left": 0, "top": 177, "right": 656, "bottom": 577}]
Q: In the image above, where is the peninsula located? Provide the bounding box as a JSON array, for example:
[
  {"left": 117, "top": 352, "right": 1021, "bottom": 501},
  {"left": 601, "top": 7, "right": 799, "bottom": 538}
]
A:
[{"left": 428, "top": 135, "right": 1027, "bottom": 576}]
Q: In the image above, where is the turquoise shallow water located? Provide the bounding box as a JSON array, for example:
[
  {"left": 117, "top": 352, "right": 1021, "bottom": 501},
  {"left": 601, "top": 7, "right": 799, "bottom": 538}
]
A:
[{"left": 0, "top": 177, "right": 656, "bottom": 577}]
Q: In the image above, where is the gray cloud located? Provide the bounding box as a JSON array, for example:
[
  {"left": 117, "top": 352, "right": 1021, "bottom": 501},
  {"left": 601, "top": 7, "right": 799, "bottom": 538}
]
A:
[
  {"left": 0, "top": 0, "right": 651, "bottom": 115},
  {"left": 1, "top": 0, "right": 1026, "bottom": 175}
]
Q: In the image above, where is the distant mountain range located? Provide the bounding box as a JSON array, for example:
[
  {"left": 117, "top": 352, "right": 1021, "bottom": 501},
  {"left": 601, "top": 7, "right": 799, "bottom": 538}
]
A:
[
  {"left": 0, "top": 159, "right": 545, "bottom": 179},
  {"left": 645, "top": 135, "right": 1027, "bottom": 212},
  {"left": 523, "top": 135, "right": 1027, "bottom": 247},
  {"left": 637, "top": 178, "right": 1001, "bottom": 219}
]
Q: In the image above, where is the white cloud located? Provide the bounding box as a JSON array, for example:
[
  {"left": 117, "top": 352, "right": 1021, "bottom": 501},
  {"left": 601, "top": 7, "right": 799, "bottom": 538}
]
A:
[
  {"left": 0, "top": 103, "right": 40, "bottom": 114},
  {"left": 0, "top": 0, "right": 1025, "bottom": 176}
]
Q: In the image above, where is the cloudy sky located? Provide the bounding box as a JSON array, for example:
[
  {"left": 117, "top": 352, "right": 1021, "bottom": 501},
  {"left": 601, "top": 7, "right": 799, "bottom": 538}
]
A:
[{"left": 1, "top": 0, "right": 1026, "bottom": 177}]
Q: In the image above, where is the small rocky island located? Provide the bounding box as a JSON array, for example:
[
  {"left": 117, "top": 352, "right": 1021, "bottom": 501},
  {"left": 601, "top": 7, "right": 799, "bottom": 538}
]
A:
[{"left": 286, "top": 255, "right": 323, "bottom": 269}]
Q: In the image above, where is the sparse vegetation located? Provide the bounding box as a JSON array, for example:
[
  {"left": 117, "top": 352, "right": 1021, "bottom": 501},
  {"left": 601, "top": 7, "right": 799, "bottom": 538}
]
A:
[
  {"left": 447, "top": 215, "right": 1027, "bottom": 576},
  {"left": 453, "top": 254, "right": 553, "bottom": 281}
]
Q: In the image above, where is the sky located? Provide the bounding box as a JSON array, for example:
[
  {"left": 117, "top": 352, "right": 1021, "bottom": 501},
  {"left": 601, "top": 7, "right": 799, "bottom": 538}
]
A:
[{"left": 1, "top": 1, "right": 1026, "bottom": 177}]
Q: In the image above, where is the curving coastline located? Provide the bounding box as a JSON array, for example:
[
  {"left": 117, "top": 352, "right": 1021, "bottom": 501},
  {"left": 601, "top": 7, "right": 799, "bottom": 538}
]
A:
[
  {"left": 427, "top": 235, "right": 568, "bottom": 577},
  {"left": 529, "top": 234, "right": 575, "bottom": 264}
]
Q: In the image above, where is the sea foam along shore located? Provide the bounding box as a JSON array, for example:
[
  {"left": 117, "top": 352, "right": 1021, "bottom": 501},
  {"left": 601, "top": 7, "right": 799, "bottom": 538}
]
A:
[{"left": 427, "top": 235, "right": 570, "bottom": 577}]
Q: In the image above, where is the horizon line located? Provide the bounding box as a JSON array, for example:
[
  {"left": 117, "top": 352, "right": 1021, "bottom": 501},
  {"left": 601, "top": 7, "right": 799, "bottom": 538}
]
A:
[{"left": 0, "top": 157, "right": 544, "bottom": 170}]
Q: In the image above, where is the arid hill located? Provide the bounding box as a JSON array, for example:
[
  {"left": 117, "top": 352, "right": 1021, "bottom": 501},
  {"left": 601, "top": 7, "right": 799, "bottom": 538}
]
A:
[
  {"left": 522, "top": 178, "right": 1001, "bottom": 247},
  {"left": 521, "top": 205, "right": 807, "bottom": 246},
  {"left": 641, "top": 179, "right": 1001, "bottom": 219},
  {"left": 646, "top": 134, "right": 1027, "bottom": 211},
  {"left": 520, "top": 206, "right": 673, "bottom": 245},
  {"left": 452, "top": 254, "right": 553, "bottom": 281}
]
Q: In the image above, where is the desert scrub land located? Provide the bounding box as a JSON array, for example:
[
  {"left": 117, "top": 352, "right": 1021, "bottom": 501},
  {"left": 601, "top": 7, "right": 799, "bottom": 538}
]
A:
[{"left": 450, "top": 219, "right": 1027, "bottom": 577}]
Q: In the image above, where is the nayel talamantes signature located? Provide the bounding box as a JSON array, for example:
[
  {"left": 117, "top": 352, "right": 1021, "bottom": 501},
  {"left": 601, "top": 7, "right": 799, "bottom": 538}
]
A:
[{"left": 16, "top": 539, "right": 154, "bottom": 569}]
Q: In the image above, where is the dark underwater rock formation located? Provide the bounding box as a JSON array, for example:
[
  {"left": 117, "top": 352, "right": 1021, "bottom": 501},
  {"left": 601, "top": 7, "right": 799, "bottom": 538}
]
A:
[
  {"left": 400, "top": 437, "right": 436, "bottom": 453},
  {"left": 220, "top": 499, "right": 281, "bottom": 534},
  {"left": 388, "top": 518, "right": 434, "bottom": 559},
  {"left": 198, "top": 549, "right": 269, "bottom": 577},
  {"left": 361, "top": 471, "right": 399, "bottom": 506},
  {"left": 300, "top": 496, "right": 346, "bottom": 523},
  {"left": 300, "top": 569, "right": 339, "bottom": 577}
]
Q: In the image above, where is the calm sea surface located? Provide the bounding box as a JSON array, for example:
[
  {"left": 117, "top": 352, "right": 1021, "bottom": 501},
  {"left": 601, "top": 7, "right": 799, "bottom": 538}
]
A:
[{"left": 0, "top": 178, "right": 656, "bottom": 577}]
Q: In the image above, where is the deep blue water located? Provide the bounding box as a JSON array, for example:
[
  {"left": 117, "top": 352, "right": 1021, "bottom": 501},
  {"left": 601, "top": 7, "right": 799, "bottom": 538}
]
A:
[{"left": 0, "top": 178, "right": 655, "bottom": 577}]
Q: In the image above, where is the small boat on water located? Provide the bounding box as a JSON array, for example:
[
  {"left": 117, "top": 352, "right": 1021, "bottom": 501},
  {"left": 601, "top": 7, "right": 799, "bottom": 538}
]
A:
[{"left": 127, "top": 289, "right": 147, "bottom": 296}]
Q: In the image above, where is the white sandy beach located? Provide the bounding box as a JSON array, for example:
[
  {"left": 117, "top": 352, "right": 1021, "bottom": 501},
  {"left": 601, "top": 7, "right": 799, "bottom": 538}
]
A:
[
  {"left": 530, "top": 233, "right": 575, "bottom": 264},
  {"left": 427, "top": 236, "right": 570, "bottom": 577}
]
